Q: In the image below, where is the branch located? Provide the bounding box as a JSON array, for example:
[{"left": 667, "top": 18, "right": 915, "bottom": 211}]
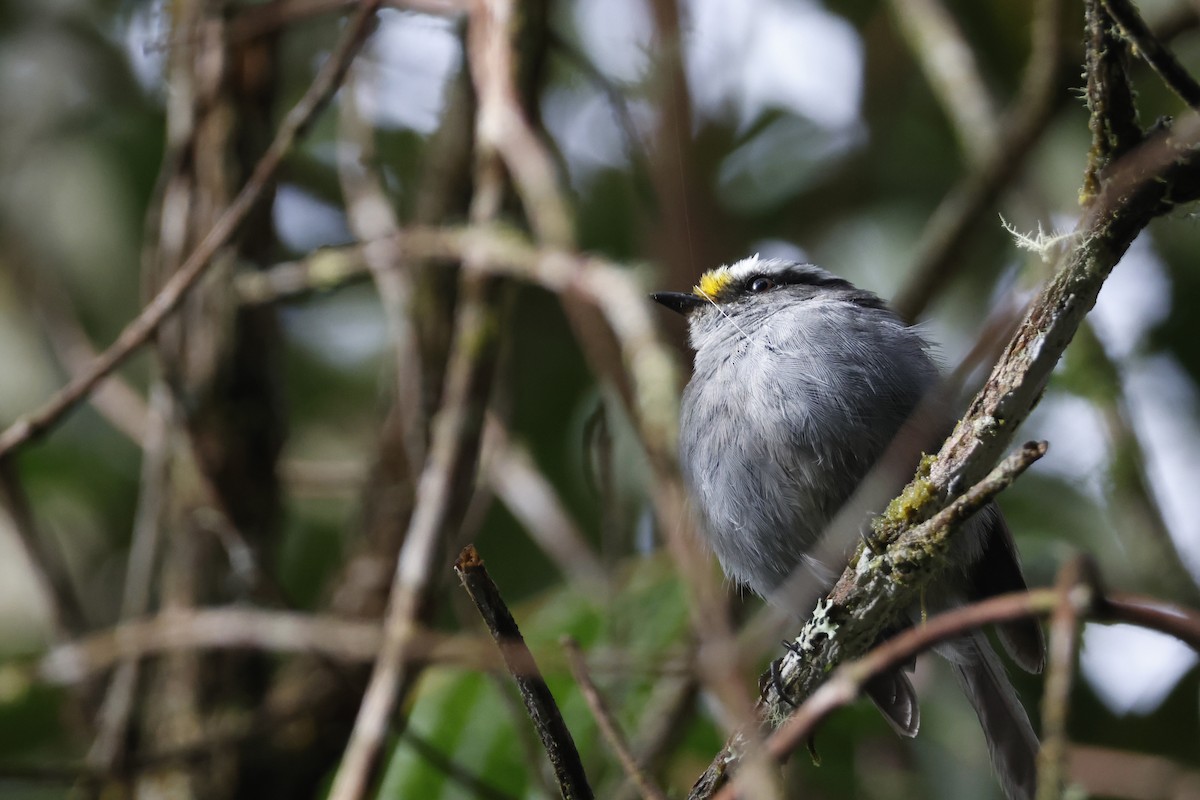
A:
[
  {"left": 242, "top": 225, "right": 684, "bottom": 481},
  {"left": 487, "top": 426, "right": 608, "bottom": 589},
  {"left": 693, "top": 110, "right": 1200, "bottom": 794},
  {"left": 35, "top": 608, "right": 494, "bottom": 685},
  {"left": 711, "top": 587, "right": 1066, "bottom": 800},
  {"left": 892, "top": 0, "right": 1068, "bottom": 320},
  {"left": 457, "top": 547, "right": 593, "bottom": 800},
  {"left": 1035, "top": 559, "right": 1094, "bottom": 800},
  {"left": 562, "top": 637, "right": 667, "bottom": 800},
  {"left": 708, "top": 559, "right": 1200, "bottom": 800},
  {"left": 86, "top": 385, "right": 172, "bottom": 771},
  {"left": 887, "top": 0, "right": 1000, "bottom": 160},
  {"left": 338, "top": 66, "right": 428, "bottom": 482},
  {"left": 327, "top": 1, "right": 542, "bottom": 796},
  {"left": 691, "top": 442, "right": 1047, "bottom": 799},
  {"left": 1102, "top": 0, "right": 1200, "bottom": 109},
  {"left": 0, "top": 0, "right": 382, "bottom": 460},
  {"left": 1101, "top": 594, "right": 1200, "bottom": 651},
  {"left": 1082, "top": 0, "right": 1142, "bottom": 200},
  {"left": 13, "top": 252, "right": 149, "bottom": 445}
]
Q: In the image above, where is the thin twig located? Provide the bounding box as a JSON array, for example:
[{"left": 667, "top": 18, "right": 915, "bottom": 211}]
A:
[
  {"left": 326, "top": 2, "right": 526, "bottom": 796},
  {"left": 1036, "top": 558, "right": 1095, "bottom": 800},
  {"left": 0, "top": 461, "right": 88, "bottom": 637},
  {"left": 400, "top": 727, "right": 521, "bottom": 800},
  {"left": 887, "top": 0, "right": 999, "bottom": 159},
  {"left": 238, "top": 222, "right": 685, "bottom": 469},
  {"left": 1101, "top": 594, "right": 1200, "bottom": 651},
  {"left": 892, "top": 0, "right": 1067, "bottom": 320},
  {"left": 760, "top": 590, "right": 1064, "bottom": 791},
  {"left": 1103, "top": 0, "right": 1200, "bottom": 109},
  {"left": 708, "top": 564, "right": 1200, "bottom": 800},
  {"left": 236, "top": 246, "right": 374, "bottom": 303},
  {"left": 487, "top": 427, "right": 608, "bottom": 589},
  {"left": 338, "top": 66, "right": 428, "bottom": 478},
  {"left": 711, "top": 585, "right": 1069, "bottom": 800},
  {"left": 86, "top": 384, "right": 173, "bottom": 771},
  {"left": 692, "top": 442, "right": 1049, "bottom": 800},
  {"left": 0, "top": 0, "right": 382, "bottom": 460},
  {"left": 612, "top": 674, "right": 698, "bottom": 800},
  {"left": 457, "top": 547, "right": 593, "bottom": 800},
  {"left": 1, "top": 727, "right": 518, "bottom": 800},
  {"left": 14, "top": 253, "right": 149, "bottom": 445},
  {"left": 1073, "top": 324, "right": 1200, "bottom": 601},
  {"left": 562, "top": 637, "right": 667, "bottom": 800},
  {"left": 35, "top": 609, "right": 495, "bottom": 685}
]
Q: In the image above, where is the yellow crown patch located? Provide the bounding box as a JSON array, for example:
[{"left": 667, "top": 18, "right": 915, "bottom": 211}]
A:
[{"left": 694, "top": 267, "right": 733, "bottom": 299}]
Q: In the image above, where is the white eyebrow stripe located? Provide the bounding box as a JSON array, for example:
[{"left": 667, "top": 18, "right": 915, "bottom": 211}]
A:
[{"left": 722, "top": 256, "right": 839, "bottom": 286}]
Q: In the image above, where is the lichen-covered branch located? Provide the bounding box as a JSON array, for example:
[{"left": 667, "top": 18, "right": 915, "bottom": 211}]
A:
[{"left": 689, "top": 81, "right": 1200, "bottom": 800}]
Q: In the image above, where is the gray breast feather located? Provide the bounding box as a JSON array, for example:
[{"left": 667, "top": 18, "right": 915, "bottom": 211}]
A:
[{"left": 680, "top": 300, "right": 937, "bottom": 597}]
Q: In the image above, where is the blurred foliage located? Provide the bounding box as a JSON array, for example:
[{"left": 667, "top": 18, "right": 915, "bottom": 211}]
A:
[{"left": 0, "top": 0, "right": 1199, "bottom": 798}]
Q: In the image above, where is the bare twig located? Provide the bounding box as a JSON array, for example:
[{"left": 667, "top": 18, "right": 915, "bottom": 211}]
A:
[
  {"left": 324, "top": 281, "right": 504, "bottom": 800},
  {"left": 35, "top": 608, "right": 495, "bottom": 686},
  {"left": 327, "top": 2, "right": 530, "bottom": 795},
  {"left": 0, "top": 461, "right": 88, "bottom": 637},
  {"left": 562, "top": 637, "right": 667, "bottom": 800},
  {"left": 238, "top": 223, "right": 685, "bottom": 466},
  {"left": 14, "top": 255, "right": 149, "bottom": 445},
  {"left": 0, "top": 0, "right": 382, "bottom": 460},
  {"left": 612, "top": 674, "right": 698, "bottom": 800},
  {"left": 468, "top": 3, "right": 571, "bottom": 247},
  {"left": 706, "top": 565, "right": 1200, "bottom": 800},
  {"left": 1102, "top": 0, "right": 1200, "bottom": 109},
  {"left": 487, "top": 428, "right": 607, "bottom": 589},
  {"left": 721, "top": 589, "right": 1065, "bottom": 800},
  {"left": 86, "top": 384, "right": 173, "bottom": 771},
  {"left": 279, "top": 459, "right": 366, "bottom": 495},
  {"left": 692, "top": 442, "right": 1048, "bottom": 799},
  {"left": 338, "top": 67, "right": 427, "bottom": 477},
  {"left": 892, "top": 0, "right": 1068, "bottom": 320},
  {"left": 711, "top": 583, "right": 1073, "bottom": 800},
  {"left": 457, "top": 547, "right": 593, "bottom": 800},
  {"left": 928, "top": 114, "right": 1200, "bottom": 496},
  {"left": 1072, "top": 324, "right": 1200, "bottom": 601},
  {"left": 1035, "top": 558, "right": 1095, "bottom": 800},
  {"left": 399, "top": 728, "right": 521, "bottom": 800},
  {"left": 1101, "top": 594, "right": 1200, "bottom": 652},
  {"left": 236, "top": 246, "right": 374, "bottom": 303},
  {"left": 887, "top": 0, "right": 999, "bottom": 159}
]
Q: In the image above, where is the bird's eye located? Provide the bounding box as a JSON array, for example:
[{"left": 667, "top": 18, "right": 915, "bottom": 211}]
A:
[{"left": 748, "top": 276, "right": 776, "bottom": 293}]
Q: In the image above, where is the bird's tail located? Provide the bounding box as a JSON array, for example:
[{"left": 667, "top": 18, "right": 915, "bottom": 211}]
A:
[{"left": 950, "top": 633, "right": 1040, "bottom": 800}]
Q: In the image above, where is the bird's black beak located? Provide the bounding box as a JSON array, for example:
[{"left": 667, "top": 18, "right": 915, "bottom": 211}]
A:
[{"left": 651, "top": 291, "right": 705, "bottom": 315}]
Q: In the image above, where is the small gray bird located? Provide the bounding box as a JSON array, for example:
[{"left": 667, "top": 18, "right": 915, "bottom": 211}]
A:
[{"left": 652, "top": 256, "right": 1045, "bottom": 800}]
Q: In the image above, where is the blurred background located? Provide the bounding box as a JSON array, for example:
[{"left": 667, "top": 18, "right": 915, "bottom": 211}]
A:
[{"left": 1, "top": 0, "right": 1199, "bottom": 797}]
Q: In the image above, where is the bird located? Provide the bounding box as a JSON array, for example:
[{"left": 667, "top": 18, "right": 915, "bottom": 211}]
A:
[{"left": 652, "top": 255, "right": 1045, "bottom": 800}]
